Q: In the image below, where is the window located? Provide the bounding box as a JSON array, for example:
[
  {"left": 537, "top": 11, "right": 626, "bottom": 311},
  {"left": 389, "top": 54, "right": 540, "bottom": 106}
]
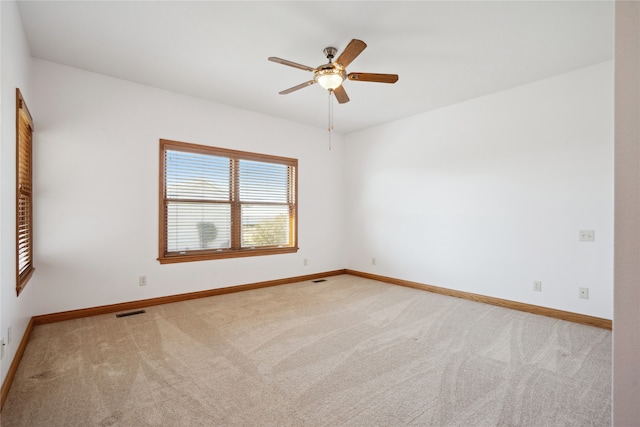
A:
[
  {"left": 159, "top": 139, "right": 298, "bottom": 263},
  {"left": 16, "top": 89, "right": 34, "bottom": 295}
]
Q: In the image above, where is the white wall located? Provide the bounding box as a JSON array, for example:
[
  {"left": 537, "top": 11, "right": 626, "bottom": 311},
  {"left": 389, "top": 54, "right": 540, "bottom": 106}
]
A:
[
  {"left": 0, "top": 0, "right": 36, "bottom": 385},
  {"left": 613, "top": 1, "right": 640, "bottom": 423},
  {"left": 345, "top": 61, "right": 614, "bottom": 319},
  {"left": 29, "top": 59, "right": 345, "bottom": 315}
]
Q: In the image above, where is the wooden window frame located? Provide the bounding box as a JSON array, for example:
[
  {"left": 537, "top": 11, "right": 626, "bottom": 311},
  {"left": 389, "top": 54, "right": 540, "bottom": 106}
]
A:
[
  {"left": 158, "top": 139, "right": 298, "bottom": 264},
  {"left": 16, "top": 88, "right": 35, "bottom": 295}
]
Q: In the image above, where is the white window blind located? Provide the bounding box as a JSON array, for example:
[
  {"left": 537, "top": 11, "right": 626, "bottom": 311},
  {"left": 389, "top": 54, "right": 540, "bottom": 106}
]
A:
[
  {"left": 239, "top": 160, "right": 293, "bottom": 248},
  {"left": 165, "top": 150, "right": 232, "bottom": 253}
]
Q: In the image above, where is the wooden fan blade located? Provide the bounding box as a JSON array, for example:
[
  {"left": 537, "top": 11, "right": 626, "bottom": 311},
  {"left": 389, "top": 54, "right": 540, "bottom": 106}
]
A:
[
  {"left": 335, "top": 39, "right": 367, "bottom": 68},
  {"left": 348, "top": 72, "right": 399, "bottom": 84},
  {"left": 333, "top": 85, "right": 350, "bottom": 104},
  {"left": 279, "top": 80, "right": 316, "bottom": 94},
  {"left": 268, "top": 57, "right": 315, "bottom": 72}
]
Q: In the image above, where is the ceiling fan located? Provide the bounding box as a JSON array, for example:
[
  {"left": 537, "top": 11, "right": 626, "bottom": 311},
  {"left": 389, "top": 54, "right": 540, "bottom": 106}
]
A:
[{"left": 268, "top": 39, "right": 399, "bottom": 104}]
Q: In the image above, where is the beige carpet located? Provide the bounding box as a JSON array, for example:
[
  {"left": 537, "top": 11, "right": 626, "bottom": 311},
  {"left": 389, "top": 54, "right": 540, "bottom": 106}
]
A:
[{"left": 1, "top": 275, "right": 611, "bottom": 426}]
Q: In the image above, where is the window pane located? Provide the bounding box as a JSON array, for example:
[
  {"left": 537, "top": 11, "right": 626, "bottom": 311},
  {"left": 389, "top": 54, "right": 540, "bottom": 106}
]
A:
[
  {"left": 239, "top": 160, "right": 289, "bottom": 202},
  {"left": 167, "top": 202, "right": 231, "bottom": 252},
  {"left": 166, "top": 150, "right": 230, "bottom": 200},
  {"left": 241, "top": 204, "right": 290, "bottom": 247},
  {"left": 17, "top": 193, "right": 31, "bottom": 275}
]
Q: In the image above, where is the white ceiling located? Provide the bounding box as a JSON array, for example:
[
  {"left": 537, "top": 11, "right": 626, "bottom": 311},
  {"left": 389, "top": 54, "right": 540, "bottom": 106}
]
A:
[{"left": 16, "top": 1, "right": 614, "bottom": 134}]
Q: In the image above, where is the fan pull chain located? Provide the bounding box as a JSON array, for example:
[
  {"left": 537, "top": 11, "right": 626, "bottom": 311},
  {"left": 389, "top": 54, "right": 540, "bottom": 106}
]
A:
[{"left": 328, "top": 90, "right": 334, "bottom": 150}]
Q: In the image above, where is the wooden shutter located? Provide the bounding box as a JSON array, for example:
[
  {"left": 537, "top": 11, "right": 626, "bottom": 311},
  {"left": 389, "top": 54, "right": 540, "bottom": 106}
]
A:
[{"left": 16, "top": 89, "right": 34, "bottom": 294}]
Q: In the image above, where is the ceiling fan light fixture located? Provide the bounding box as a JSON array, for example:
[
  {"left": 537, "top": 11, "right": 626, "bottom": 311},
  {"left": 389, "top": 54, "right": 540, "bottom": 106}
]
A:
[
  {"left": 315, "top": 68, "right": 345, "bottom": 90},
  {"left": 269, "top": 39, "right": 398, "bottom": 104}
]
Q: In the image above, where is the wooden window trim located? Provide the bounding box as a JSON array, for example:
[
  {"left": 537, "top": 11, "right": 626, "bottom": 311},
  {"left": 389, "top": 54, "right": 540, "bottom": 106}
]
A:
[
  {"left": 158, "top": 139, "right": 298, "bottom": 264},
  {"left": 16, "top": 88, "right": 35, "bottom": 295}
]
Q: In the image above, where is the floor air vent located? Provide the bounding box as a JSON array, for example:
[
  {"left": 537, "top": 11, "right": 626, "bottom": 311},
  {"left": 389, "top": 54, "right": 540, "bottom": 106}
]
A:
[
  {"left": 115, "top": 310, "right": 146, "bottom": 318},
  {"left": 311, "top": 279, "right": 327, "bottom": 283}
]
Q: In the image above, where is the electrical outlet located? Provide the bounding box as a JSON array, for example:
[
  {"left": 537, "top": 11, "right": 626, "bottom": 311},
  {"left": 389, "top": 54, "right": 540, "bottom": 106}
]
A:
[
  {"left": 579, "top": 287, "right": 589, "bottom": 299},
  {"left": 303, "top": 258, "right": 308, "bottom": 266},
  {"left": 372, "top": 258, "right": 376, "bottom": 266},
  {"left": 533, "top": 281, "right": 542, "bottom": 292},
  {"left": 139, "top": 276, "right": 147, "bottom": 286},
  {"left": 579, "top": 230, "right": 595, "bottom": 242},
  {"left": 7, "top": 326, "right": 12, "bottom": 345}
]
